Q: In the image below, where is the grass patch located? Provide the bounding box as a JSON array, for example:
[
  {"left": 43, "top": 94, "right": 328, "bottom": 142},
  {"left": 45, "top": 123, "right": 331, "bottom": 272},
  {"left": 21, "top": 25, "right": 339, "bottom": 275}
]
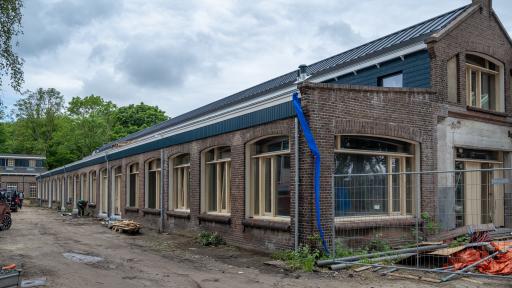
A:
[{"left": 197, "top": 231, "right": 225, "bottom": 247}]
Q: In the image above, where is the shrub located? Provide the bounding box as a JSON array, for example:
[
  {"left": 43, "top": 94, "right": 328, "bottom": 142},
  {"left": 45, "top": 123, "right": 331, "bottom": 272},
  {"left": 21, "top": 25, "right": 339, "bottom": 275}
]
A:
[
  {"left": 272, "top": 245, "right": 320, "bottom": 272},
  {"left": 197, "top": 231, "right": 225, "bottom": 247}
]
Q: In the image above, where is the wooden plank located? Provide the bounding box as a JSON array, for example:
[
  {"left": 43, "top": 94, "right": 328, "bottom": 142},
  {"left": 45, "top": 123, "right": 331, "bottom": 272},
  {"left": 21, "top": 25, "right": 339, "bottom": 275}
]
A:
[{"left": 354, "top": 266, "right": 372, "bottom": 272}]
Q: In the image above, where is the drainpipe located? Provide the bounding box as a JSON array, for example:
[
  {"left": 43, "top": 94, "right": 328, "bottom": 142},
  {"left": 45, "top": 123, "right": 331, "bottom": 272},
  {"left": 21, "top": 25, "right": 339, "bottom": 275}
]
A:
[
  {"left": 294, "top": 117, "right": 299, "bottom": 251},
  {"left": 105, "top": 152, "right": 111, "bottom": 219},
  {"left": 159, "top": 148, "right": 165, "bottom": 232}
]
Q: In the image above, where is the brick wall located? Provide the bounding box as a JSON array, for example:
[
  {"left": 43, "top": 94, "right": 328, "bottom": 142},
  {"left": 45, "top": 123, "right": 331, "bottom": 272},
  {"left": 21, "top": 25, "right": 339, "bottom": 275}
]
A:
[
  {"left": 428, "top": 3, "right": 512, "bottom": 114},
  {"left": 298, "top": 83, "right": 440, "bottom": 246}
]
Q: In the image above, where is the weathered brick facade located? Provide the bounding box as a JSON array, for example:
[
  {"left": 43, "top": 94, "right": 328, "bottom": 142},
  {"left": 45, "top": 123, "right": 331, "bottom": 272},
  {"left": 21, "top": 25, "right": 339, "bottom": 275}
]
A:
[{"left": 37, "top": 0, "right": 512, "bottom": 252}]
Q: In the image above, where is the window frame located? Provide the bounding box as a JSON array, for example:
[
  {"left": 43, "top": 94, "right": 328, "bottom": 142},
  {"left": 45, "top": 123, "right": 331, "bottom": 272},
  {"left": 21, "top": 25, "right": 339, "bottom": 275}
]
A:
[
  {"left": 145, "top": 158, "right": 161, "bottom": 209},
  {"left": 112, "top": 166, "right": 122, "bottom": 215},
  {"left": 126, "top": 163, "right": 139, "bottom": 208},
  {"left": 334, "top": 135, "right": 416, "bottom": 220},
  {"left": 89, "top": 171, "right": 97, "bottom": 204},
  {"left": 465, "top": 53, "right": 504, "bottom": 112},
  {"left": 169, "top": 154, "right": 190, "bottom": 212},
  {"left": 99, "top": 169, "right": 108, "bottom": 214},
  {"left": 378, "top": 72, "right": 403, "bottom": 88},
  {"left": 202, "top": 147, "right": 231, "bottom": 214},
  {"left": 247, "top": 136, "right": 291, "bottom": 220},
  {"left": 7, "top": 159, "right": 14, "bottom": 167}
]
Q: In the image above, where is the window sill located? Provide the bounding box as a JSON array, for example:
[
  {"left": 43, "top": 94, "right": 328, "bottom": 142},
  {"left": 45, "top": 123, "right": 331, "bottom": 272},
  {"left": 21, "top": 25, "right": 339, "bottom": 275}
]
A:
[
  {"left": 166, "top": 210, "right": 190, "bottom": 219},
  {"left": 466, "top": 106, "right": 507, "bottom": 117},
  {"left": 198, "top": 213, "right": 231, "bottom": 224},
  {"left": 125, "top": 207, "right": 139, "bottom": 213},
  {"left": 335, "top": 215, "right": 415, "bottom": 230},
  {"left": 243, "top": 218, "right": 290, "bottom": 232},
  {"left": 87, "top": 203, "right": 96, "bottom": 208},
  {"left": 142, "top": 208, "right": 161, "bottom": 216}
]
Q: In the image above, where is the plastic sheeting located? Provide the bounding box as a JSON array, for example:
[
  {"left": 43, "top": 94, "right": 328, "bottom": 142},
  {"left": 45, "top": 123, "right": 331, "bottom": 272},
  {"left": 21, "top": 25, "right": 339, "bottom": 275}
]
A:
[{"left": 448, "top": 241, "right": 512, "bottom": 275}]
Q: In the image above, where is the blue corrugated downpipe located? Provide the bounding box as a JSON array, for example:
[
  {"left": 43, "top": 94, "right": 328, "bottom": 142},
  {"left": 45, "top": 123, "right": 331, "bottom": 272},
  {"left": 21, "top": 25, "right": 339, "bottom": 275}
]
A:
[{"left": 292, "top": 92, "right": 330, "bottom": 255}]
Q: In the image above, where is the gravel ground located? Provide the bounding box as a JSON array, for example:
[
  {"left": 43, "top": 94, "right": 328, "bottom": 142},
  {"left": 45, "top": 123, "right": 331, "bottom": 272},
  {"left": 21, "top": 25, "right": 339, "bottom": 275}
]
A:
[{"left": 0, "top": 207, "right": 509, "bottom": 288}]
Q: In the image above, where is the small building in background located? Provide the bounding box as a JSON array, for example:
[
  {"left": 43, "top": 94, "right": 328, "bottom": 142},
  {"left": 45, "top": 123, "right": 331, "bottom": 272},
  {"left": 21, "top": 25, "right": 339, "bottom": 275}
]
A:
[{"left": 0, "top": 154, "right": 46, "bottom": 198}]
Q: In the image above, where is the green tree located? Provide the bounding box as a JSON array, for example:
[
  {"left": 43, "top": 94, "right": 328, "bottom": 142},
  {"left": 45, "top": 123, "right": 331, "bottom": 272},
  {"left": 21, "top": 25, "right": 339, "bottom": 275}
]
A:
[
  {"left": 13, "top": 88, "right": 64, "bottom": 157},
  {"left": 66, "top": 95, "right": 117, "bottom": 159},
  {"left": 112, "top": 102, "right": 168, "bottom": 139},
  {"left": 0, "top": 0, "right": 24, "bottom": 92}
]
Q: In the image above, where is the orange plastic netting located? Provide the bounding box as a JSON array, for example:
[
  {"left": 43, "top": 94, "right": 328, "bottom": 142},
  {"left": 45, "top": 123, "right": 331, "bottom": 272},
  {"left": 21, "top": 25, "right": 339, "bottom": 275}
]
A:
[{"left": 448, "top": 241, "right": 512, "bottom": 275}]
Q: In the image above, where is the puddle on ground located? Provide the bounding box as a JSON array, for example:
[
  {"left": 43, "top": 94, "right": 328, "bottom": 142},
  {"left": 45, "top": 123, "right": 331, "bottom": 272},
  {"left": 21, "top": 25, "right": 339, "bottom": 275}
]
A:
[
  {"left": 20, "top": 277, "right": 47, "bottom": 287},
  {"left": 63, "top": 252, "right": 104, "bottom": 264}
]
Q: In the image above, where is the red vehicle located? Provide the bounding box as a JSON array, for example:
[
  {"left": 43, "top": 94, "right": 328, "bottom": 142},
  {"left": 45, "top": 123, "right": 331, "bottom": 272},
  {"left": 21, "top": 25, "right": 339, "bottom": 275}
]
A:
[{"left": 0, "top": 193, "right": 12, "bottom": 231}]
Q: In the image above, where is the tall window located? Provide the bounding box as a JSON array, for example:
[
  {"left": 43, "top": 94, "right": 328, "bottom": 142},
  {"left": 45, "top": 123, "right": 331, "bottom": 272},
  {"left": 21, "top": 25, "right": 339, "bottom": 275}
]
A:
[
  {"left": 334, "top": 135, "right": 415, "bottom": 217},
  {"left": 7, "top": 159, "right": 14, "bottom": 167},
  {"left": 146, "top": 159, "right": 161, "bottom": 209},
  {"left": 67, "top": 176, "right": 72, "bottom": 203},
  {"left": 29, "top": 183, "right": 37, "bottom": 198},
  {"left": 89, "top": 171, "right": 97, "bottom": 203},
  {"left": 100, "top": 169, "right": 108, "bottom": 214},
  {"left": 112, "top": 166, "right": 122, "bottom": 215},
  {"left": 248, "top": 136, "right": 291, "bottom": 218},
  {"left": 127, "top": 163, "right": 139, "bottom": 207},
  {"left": 81, "top": 174, "right": 87, "bottom": 201},
  {"left": 466, "top": 54, "right": 503, "bottom": 111},
  {"left": 29, "top": 159, "right": 36, "bottom": 167},
  {"left": 170, "top": 154, "right": 190, "bottom": 211},
  {"left": 203, "top": 147, "right": 231, "bottom": 214}
]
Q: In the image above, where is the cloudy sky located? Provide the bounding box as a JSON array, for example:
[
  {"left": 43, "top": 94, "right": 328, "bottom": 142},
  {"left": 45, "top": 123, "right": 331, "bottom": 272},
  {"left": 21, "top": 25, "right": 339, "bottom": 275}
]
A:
[{"left": 2, "top": 0, "right": 511, "bottom": 117}]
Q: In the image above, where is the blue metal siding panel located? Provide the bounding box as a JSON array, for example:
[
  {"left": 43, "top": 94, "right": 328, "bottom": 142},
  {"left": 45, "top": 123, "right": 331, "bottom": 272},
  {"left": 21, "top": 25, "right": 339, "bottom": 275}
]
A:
[
  {"left": 40, "top": 101, "right": 296, "bottom": 178},
  {"left": 324, "top": 50, "right": 431, "bottom": 88}
]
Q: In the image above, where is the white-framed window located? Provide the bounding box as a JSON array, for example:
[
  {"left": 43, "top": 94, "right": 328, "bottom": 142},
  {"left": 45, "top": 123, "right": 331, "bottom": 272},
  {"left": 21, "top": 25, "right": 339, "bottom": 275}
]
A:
[
  {"left": 247, "top": 136, "right": 291, "bottom": 218},
  {"left": 67, "top": 176, "right": 72, "bottom": 203},
  {"left": 89, "top": 171, "right": 97, "bottom": 203},
  {"left": 127, "top": 163, "right": 139, "bottom": 207},
  {"left": 202, "top": 147, "right": 231, "bottom": 214},
  {"left": 6, "top": 183, "right": 17, "bottom": 191},
  {"left": 145, "top": 159, "right": 161, "bottom": 209},
  {"left": 29, "top": 183, "right": 37, "bottom": 198},
  {"left": 7, "top": 159, "right": 14, "bottom": 167},
  {"left": 465, "top": 53, "right": 504, "bottom": 112},
  {"left": 112, "top": 166, "right": 122, "bottom": 215},
  {"left": 170, "top": 154, "right": 190, "bottom": 211},
  {"left": 100, "top": 169, "right": 108, "bottom": 214},
  {"left": 80, "top": 173, "right": 87, "bottom": 201},
  {"left": 378, "top": 72, "right": 403, "bottom": 88},
  {"left": 334, "top": 135, "right": 415, "bottom": 218},
  {"left": 29, "top": 159, "right": 36, "bottom": 167}
]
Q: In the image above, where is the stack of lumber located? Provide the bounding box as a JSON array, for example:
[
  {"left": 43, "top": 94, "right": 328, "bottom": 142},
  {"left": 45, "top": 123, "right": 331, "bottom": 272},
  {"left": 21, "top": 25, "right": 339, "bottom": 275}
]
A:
[{"left": 111, "top": 220, "right": 142, "bottom": 234}]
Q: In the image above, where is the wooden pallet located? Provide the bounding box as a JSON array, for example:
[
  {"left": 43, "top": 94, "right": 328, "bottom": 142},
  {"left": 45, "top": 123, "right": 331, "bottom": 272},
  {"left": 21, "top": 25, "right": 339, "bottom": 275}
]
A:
[{"left": 111, "top": 220, "right": 142, "bottom": 234}]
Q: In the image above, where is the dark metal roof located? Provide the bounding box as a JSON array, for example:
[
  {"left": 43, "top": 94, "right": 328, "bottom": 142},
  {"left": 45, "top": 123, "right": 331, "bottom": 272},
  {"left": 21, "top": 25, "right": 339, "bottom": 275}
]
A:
[
  {"left": 0, "top": 153, "right": 46, "bottom": 159},
  {"left": 96, "top": 4, "right": 469, "bottom": 152}
]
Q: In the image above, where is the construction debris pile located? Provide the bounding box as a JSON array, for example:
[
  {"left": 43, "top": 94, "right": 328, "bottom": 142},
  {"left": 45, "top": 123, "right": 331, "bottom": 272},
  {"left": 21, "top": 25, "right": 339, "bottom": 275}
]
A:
[
  {"left": 102, "top": 219, "right": 142, "bottom": 234},
  {"left": 319, "top": 225, "right": 512, "bottom": 283}
]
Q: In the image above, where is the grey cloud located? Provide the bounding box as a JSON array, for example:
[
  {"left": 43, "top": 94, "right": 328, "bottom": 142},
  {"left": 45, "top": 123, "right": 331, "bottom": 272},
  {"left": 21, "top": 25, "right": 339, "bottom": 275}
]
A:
[
  {"left": 116, "top": 44, "right": 198, "bottom": 89},
  {"left": 19, "top": 0, "right": 120, "bottom": 57}
]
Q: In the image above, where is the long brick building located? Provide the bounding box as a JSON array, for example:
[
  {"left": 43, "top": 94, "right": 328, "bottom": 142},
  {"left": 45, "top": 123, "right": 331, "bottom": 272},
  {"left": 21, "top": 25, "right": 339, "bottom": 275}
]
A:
[{"left": 37, "top": 0, "right": 512, "bottom": 251}]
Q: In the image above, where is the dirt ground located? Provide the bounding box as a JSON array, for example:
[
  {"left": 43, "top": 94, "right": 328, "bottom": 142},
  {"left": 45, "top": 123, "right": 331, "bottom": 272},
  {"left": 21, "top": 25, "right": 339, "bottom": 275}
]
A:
[{"left": 0, "top": 207, "right": 510, "bottom": 288}]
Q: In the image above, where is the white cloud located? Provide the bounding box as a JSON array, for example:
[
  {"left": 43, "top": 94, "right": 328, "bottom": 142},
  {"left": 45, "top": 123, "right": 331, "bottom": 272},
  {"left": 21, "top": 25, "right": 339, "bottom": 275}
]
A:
[{"left": 3, "top": 0, "right": 511, "bottom": 116}]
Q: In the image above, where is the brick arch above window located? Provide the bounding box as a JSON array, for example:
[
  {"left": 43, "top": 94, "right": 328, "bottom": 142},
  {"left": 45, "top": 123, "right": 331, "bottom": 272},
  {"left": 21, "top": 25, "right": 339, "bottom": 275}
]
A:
[{"left": 333, "top": 119, "right": 422, "bottom": 144}]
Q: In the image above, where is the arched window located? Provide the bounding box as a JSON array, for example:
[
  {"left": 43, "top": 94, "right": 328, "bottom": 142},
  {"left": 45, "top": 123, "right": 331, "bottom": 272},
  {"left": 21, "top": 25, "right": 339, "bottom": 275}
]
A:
[
  {"left": 334, "top": 135, "right": 415, "bottom": 217},
  {"left": 112, "top": 166, "right": 122, "bottom": 215},
  {"left": 89, "top": 171, "right": 97, "bottom": 204},
  {"left": 127, "top": 163, "right": 139, "bottom": 208},
  {"left": 170, "top": 154, "right": 190, "bottom": 211},
  {"left": 73, "top": 175, "right": 79, "bottom": 205},
  {"left": 247, "top": 136, "right": 290, "bottom": 218},
  {"left": 100, "top": 169, "right": 108, "bottom": 214},
  {"left": 465, "top": 53, "right": 504, "bottom": 111},
  {"left": 80, "top": 173, "right": 87, "bottom": 201},
  {"left": 202, "top": 147, "right": 231, "bottom": 214},
  {"left": 145, "top": 159, "right": 161, "bottom": 209},
  {"left": 67, "top": 176, "right": 72, "bottom": 203}
]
